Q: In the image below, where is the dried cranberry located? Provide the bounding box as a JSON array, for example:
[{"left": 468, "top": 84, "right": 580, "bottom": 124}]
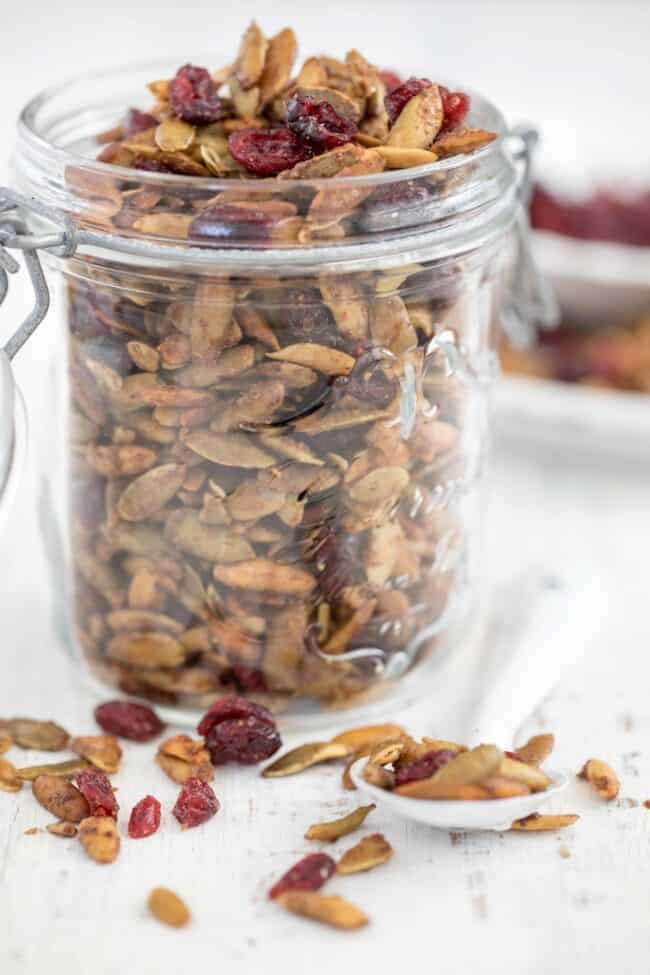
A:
[
  {"left": 95, "top": 700, "right": 165, "bottom": 742},
  {"left": 286, "top": 93, "right": 357, "bottom": 154},
  {"left": 505, "top": 750, "right": 526, "bottom": 763},
  {"left": 439, "top": 86, "right": 469, "bottom": 132},
  {"left": 385, "top": 77, "right": 432, "bottom": 125},
  {"left": 269, "top": 853, "right": 336, "bottom": 899},
  {"left": 168, "top": 64, "right": 229, "bottom": 125},
  {"left": 231, "top": 665, "right": 269, "bottom": 693},
  {"left": 394, "top": 749, "right": 457, "bottom": 786},
  {"left": 280, "top": 287, "right": 336, "bottom": 344},
  {"left": 378, "top": 70, "right": 402, "bottom": 93},
  {"left": 528, "top": 185, "right": 650, "bottom": 246},
  {"left": 172, "top": 777, "right": 220, "bottom": 828},
  {"left": 312, "top": 524, "right": 364, "bottom": 601},
  {"left": 133, "top": 157, "right": 174, "bottom": 173},
  {"left": 228, "top": 128, "right": 311, "bottom": 176},
  {"left": 205, "top": 716, "right": 282, "bottom": 766},
  {"left": 551, "top": 350, "right": 593, "bottom": 384},
  {"left": 333, "top": 352, "right": 398, "bottom": 407},
  {"left": 128, "top": 795, "right": 162, "bottom": 838},
  {"left": 123, "top": 108, "right": 157, "bottom": 138},
  {"left": 366, "top": 179, "right": 432, "bottom": 212},
  {"left": 197, "top": 695, "right": 276, "bottom": 738},
  {"left": 189, "top": 204, "right": 274, "bottom": 244},
  {"left": 76, "top": 768, "right": 119, "bottom": 819}
]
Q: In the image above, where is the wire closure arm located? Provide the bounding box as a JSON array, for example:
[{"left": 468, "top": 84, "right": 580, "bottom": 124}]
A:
[
  {"left": 0, "top": 187, "right": 77, "bottom": 360},
  {"left": 501, "top": 126, "right": 559, "bottom": 346}
]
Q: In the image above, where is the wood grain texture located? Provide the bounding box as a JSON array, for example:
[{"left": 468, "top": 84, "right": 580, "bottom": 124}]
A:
[
  {"left": 2, "top": 1, "right": 650, "bottom": 959},
  {"left": 0, "top": 424, "right": 648, "bottom": 974}
]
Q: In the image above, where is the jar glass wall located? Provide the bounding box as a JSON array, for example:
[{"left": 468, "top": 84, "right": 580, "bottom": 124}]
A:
[{"left": 11, "top": 64, "right": 520, "bottom": 727}]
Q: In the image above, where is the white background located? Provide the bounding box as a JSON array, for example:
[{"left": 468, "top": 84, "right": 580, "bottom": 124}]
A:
[{"left": 1, "top": 3, "right": 650, "bottom": 974}]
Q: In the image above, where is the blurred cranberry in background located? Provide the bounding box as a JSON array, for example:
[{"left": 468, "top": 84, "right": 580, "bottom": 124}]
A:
[{"left": 530, "top": 183, "right": 650, "bottom": 246}]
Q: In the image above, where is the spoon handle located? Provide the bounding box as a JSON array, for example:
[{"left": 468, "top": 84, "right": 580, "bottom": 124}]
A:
[{"left": 462, "top": 569, "right": 588, "bottom": 747}]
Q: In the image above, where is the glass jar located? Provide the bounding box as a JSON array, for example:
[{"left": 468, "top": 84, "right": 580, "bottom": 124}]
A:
[{"left": 4, "top": 62, "right": 543, "bottom": 728}]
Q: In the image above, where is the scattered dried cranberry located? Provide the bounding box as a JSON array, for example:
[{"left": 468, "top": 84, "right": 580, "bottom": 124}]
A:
[
  {"left": 95, "top": 700, "right": 165, "bottom": 742},
  {"left": 168, "top": 64, "right": 229, "bottom": 125},
  {"left": 172, "top": 777, "right": 220, "bottom": 828},
  {"left": 189, "top": 204, "right": 274, "bottom": 243},
  {"left": 122, "top": 108, "right": 157, "bottom": 138},
  {"left": 197, "top": 695, "right": 276, "bottom": 738},
  {"left": 378, "top": 69, "right": 402, "bottom": 93},
  {"left": 286, "top": 93, "right": 357, "bottom": 154},
  {"left": 394, "top": 749, "right": 457, "bottom": 786},
  {"left": 128, "top": 795, "right": 161, "bottom": 838},
  {"left": 76, "top": 768, "right": 119, "bottom": 819},
  {"left": 439, "top": 85, "right": 469, "bottom": 132},
  {"left": 205, "top": 716, "right": 282, "bottom": 766},
  {"left": 228, "top": 128, "right": 311, "bottom": 176},
  {"left": 385, "top": 77, "right": 432, "bottom": 125},
  {"left": 269, "top": 853, "right": 336, "bottom": 899}
]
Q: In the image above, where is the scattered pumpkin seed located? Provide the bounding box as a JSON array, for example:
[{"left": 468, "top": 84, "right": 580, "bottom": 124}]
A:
[
  {"left": 510, "top": 813, "right": 580, "bottom": 832},
  {"left": 47, "top": 821, "right": 78, "bottom": 838},
  {"left": 263, "top": 741, "right": 350, "bottom": 778},
  {"left": 69, "top": 735, "right": 122, "bottom": 774},
  {"left": 32, "top": 775, "right": 90, "bottom": 822},
  {"left": 9, "top": 718, "right": 69, "bottom": 751},
  {"left": 336, "top": 833, "right": 393, "bottom": 874},
  {"left": 16, "top": 758, "right": 91, "bottom": 781},
  {"left": 305, "top": 804, "right": 375, "bottom": 842},
  {"left": 0, "top": 757, "right": 22, "bottom": 792},
  {"left": 147, "top": 887, "right": 191, "bottom": 928},
  {"left": 578, "top": 758, "right": 620, "bottom": 801},
  {"left": 78, "top": 816, "right": 121, "bottom": 863},
  {"left": 276, "top": 891, "right": 369, "bottom": 930}
]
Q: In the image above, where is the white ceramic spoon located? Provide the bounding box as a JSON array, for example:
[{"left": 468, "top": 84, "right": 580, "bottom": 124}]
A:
[
  {"left": 349, "top": 758, "right": 569, "bottom": 831},
  {"left": 350, "top": 570, "right": 587, "bottom": 831}
]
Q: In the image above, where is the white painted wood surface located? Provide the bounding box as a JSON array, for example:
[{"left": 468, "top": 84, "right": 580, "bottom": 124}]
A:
[
  {"left": 1, "top": 3, "right": 650, "bottom": 971},
  {"left": 1, "top": 416, "right": 648, "bottom": 975}
]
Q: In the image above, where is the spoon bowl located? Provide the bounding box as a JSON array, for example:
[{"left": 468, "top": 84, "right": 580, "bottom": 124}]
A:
[{"left": 349, "top": 757, "right": 569, "bottom": 831}]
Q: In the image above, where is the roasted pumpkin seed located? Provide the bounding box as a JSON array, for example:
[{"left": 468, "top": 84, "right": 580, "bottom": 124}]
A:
[
  {"left": 305, "top": 804, "right": 375, "bottom": 842},
  {"left": 78, "top": 816, "right": 121, "bottom": 863},
  {"left": 263, "top": 741, "right": 350, "bottom": 777},
  {"left": 336, "top": 833, "right": 393, "bottom": 874},
  {"left": 578, "top": 758, "right": 620, "bottom": 801},
  {"left": 276, "top": 891, "right": 369, "bottom": 930},
  {"left": 147, "top": 887, "right": 191, "bottom": 928}
]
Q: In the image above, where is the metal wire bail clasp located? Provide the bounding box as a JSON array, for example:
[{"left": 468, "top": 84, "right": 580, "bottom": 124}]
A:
[
  {"left": 0, "top": 187, "right": 77, "bottom": 360},
  {"left": 502, "top": 125, "right": 559, "bottom": 347}
]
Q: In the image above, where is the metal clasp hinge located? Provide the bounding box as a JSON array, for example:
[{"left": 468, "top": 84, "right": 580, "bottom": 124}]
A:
[
  {"left": 502, "top": 126, "right": 559, "bottom": 347},
  {"left": 0, "top": 187, "right": 77, "bottom": 360}
]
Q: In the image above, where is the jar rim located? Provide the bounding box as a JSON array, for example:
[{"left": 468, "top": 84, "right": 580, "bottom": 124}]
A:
[
  {"left": 17, "top": 58, "right": 508, "bottom": 187},
  {"left": 12, "top": 59, "right": 519, "bottom": 269}
]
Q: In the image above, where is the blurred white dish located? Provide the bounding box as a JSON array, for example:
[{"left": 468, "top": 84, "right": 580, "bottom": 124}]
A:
[
  {"left": 495, "top": 374, "right": 650, "bottom": 456},
  {"left": 496, "top": 229, "right": 650, "bottom": 454},
  {"left": 532, "top": 229, "right": 650, "bottom": 325}
]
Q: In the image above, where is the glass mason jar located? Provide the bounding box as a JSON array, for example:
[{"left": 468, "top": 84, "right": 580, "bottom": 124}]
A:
[{"left": 5, "top": 62, "right": 543, "bottom": 728}]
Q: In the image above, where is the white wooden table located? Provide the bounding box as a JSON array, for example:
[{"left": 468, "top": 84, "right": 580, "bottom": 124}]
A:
[
  {"left": 2, "top": 2, "right": 650, "bottom": 970},
  {"left": 1, "top": 391, "right": 648, "bottom": 974}
]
